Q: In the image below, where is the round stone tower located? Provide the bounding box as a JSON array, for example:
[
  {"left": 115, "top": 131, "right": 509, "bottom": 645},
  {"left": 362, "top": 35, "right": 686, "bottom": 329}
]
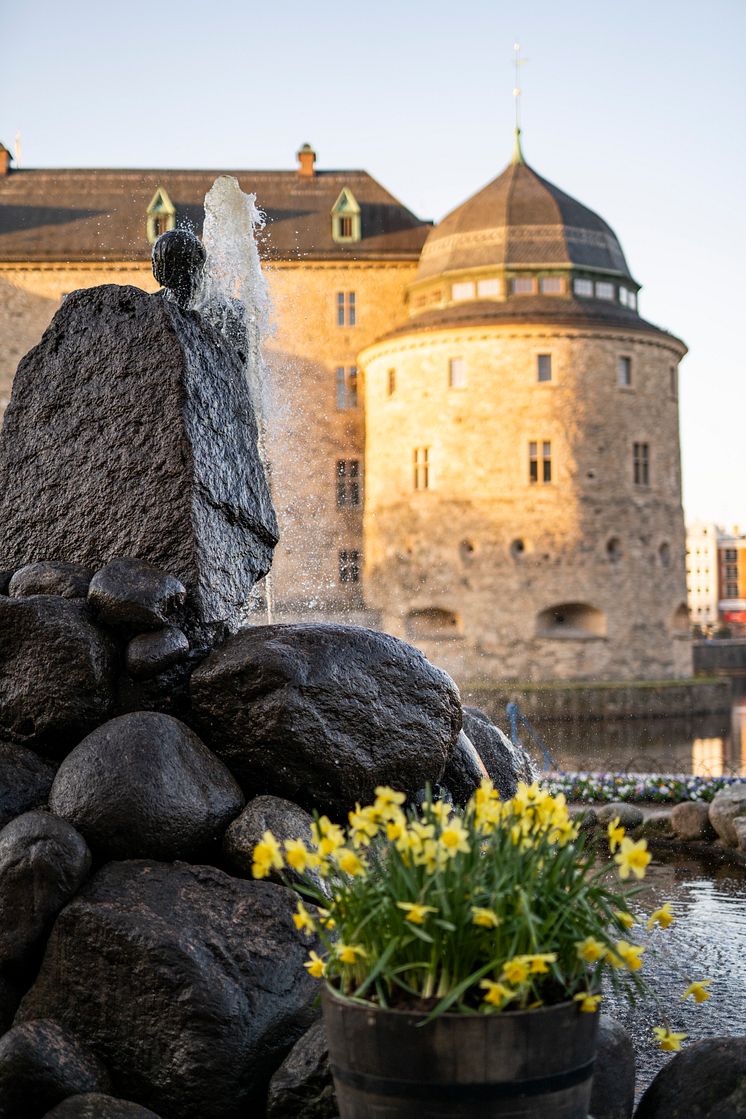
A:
[{"left": 359, "top": 134, "right": 691, "bottom": 683}]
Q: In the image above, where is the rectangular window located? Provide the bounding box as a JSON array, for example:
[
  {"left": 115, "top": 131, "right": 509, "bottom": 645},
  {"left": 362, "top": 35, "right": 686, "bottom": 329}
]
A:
[
  {"left": 618, "top": 356, "right": 632, "bottom": 387},
  {"left": 596, "top": 281, "right": 615, "bottom": 301},
  {"left": 387, "top": 368, "right": 396, "bottom": 396},
  {"left": 336, "top": 291, "right": 356, "bottom": 326},
  {"left": 529, "top": 441, "right": 552, "bottom": 483},
  {"left": 335, "top": 366, "right": 358, "bottom": 409},
  {"left": 540, "top": 277, "right": 563, "bottom": 294},
  {"left": 451, "top": 281, "right": 475, "bottom": 301},
  {"left": 725, "top": 549, "right": 738, "bottom": 562},
  {"left": 449, "top": 356, "right": 467, "bottom": 388},
  {"left": 336, "top": 459, "right": 361, "bottom": 508},
  {"left": 477, "top": 278, "right": 501, "bottom": 298},
  {"left": 619, "top": 287, "right": 629, "bottom": 306},
  {"left": 628, "top": 291, "right": 637, "bottom": 310},
  {"left": 338, "top": 549, "right": 360, "bottom": 584},
  {"left": 339, "top": 217, "right": 353, "bottom": 238},
  {"left": 414, "top": 447, "right": 429, "bottom": 491},
  {"left": 573, "top": 278, "right": 593, "bottom": 297},
  {"left": 726, "top": 582, "right": 738, "bottom": 597},
  {"left": 726, "top": 564, "right": 738, "bottom": 579},
  {"left": 633, "top": 442, "right": 650, "bottom": 486},
  {"left": 537, "top": 354, "right": 552, "bottom": 383},
  {"left": 511, "top": 277, "right": 535, "bottom": 294}
]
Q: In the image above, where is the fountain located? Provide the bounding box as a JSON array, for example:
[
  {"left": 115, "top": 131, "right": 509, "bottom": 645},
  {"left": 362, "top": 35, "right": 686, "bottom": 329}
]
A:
[{"left": 0, "top": 179, "right": 536, "bottom": 1117}]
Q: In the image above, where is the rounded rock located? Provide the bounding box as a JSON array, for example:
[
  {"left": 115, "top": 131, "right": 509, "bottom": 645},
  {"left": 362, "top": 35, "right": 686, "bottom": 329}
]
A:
[
  {"left": 0, "top": 810, "right": 91, "bottom": 972},
  {"left": 670, "top": 800, "right": 716, "bottom": 841},
  {"left": 596, "top": 803, "right": 644, "bottom": 830},
  {"left": 9, "top": 562, "right": 94, "bottom": 600},
  {"left": 223, "top": 795, "right": 324, "bottom": 892},
  {"left": 266, "top": 1019, "right": 336, "bottom": 1119},
  {"left": 0, "top": 1019, "right": 110, "bottom": 1119},
  {"left": 43, "top": 1095, "right": 163, "bottom": 1118},
  {"left": 0, "top": 740, "right": 56, "bottom": 829},
  {"left": 125, "top": 626, "right": 190, "bottom": 680},
  {"left": 440, "top": 730, "right": 487, "bottom": 806},
  {"left": 49, "top": 712, "right": 244, "bottom": 861},
  {"left": 88, "top": 558, "right": 186, "bottom": 633},
  {"left": 634, "top": 1036, "right": 746, "bottom": 1118},
  {"left": 708, "top": 782, "right": 746, "bottom": 847},
  {"left": 462, "top": 707, "right": 535, "bottom": 799},
  {"left": 590, "top": 1015, "right": 635, "bottom": 1119}
]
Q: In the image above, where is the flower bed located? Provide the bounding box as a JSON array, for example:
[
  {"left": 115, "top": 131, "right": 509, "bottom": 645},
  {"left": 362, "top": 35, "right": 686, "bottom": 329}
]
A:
[{"left": 545, "top": 772, "right": 741, "bottom": 805}]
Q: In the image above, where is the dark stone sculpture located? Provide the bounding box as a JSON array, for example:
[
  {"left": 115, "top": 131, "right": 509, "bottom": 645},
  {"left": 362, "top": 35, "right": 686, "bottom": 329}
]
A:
[
  {"left": 151, "top": 229, "right": 206, "bottom": 309},
  {"left": 18, "top": 861, "right": 321, "bottom": 1119},
  {"left": 0, "top": 284, "right": 278, "bottom": 642}
]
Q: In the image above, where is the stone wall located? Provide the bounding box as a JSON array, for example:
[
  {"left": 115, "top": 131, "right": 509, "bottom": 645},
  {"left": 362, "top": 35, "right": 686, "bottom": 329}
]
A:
[{"left": 360, "top": 321, "right": 691, "bottom": 682}]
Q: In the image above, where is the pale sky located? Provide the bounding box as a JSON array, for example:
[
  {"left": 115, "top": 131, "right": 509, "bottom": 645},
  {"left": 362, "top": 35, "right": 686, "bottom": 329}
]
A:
[{"left": 1, "top": 0, "right": 744, "bottom": 527}]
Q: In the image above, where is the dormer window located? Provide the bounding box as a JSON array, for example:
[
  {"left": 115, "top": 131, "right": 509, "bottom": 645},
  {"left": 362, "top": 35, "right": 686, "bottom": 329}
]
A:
[
  {"left": 146, "top": 187, "right": 176, "bottom": 244},
  {"left": 331, "top": 188, "right": 361, "bottom": 243}
]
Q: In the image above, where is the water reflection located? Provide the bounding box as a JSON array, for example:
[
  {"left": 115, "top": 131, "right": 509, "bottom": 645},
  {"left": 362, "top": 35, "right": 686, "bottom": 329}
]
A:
[
  {"left": 602, "top": 854, "right": 746, "bottom": 1097},
  {"left": 544, "top": 703, "right": 746, "bottom": 777}
]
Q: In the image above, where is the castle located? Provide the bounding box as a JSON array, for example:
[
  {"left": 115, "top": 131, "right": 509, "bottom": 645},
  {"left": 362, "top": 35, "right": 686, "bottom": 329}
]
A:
[{"left": 0, "top": 136, "right": 691, "bottom": 684}]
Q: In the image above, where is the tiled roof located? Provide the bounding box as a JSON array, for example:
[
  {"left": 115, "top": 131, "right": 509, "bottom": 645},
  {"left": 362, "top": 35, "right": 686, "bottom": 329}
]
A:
[
  {"left": 0, "top": 168, "right": 431, "bottom": 263},
  {"left": 377, "top": 296, "right": 686, "bottom": 348},
  {"left": 417, "top": 159, "right": 632, "bottom": 282}
]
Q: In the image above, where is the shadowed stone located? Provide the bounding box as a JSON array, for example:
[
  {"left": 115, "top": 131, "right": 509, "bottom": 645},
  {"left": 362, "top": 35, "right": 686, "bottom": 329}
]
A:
[
  {"left": 88, "top": 559, "right": 186, "bottom": 633},
  {"left": 223, "top": 795, "right": 326, "bottom": 893},
  {"left": 0, "top": 285, "right": 278, "bottom": 641},
  {"left": 596, "top": 803, "right": 644, "bottom": 829},
  {"left": 590, "top": 1016, "right": 635, "bottom": 1119},
  {"left": 18, "top": 861, "right": 321, "bottom": 1119},
  {"left": 634, "top": 1036, "right": 746, "bottom": 1118},
  {"left": 0, "top": 810, "right": 91, "bottom": 974},
  {"left": 49, "top": 712, "right": 244, "bottom": 862},
  {"left": 125, "top": 626, "right": 190, "bottom": 680},
  {"left": 440, "top": 730, "right": 488, "bottom": 806},
  {"left": 0, "top": 1019, "right": 110, "bottom": 1119},
  {"left": 0, "top": 741, "right": 56, "bottom": 829},
  {"left": 266, "top": 1020, "right": 337, "bottom": 1119},
  {"left": 461, "top": 707, "right": 534, "bottom": 799},
  {"left": 0, "top": 573, "right": 12, "bottom": 595},
  {"left": 43, "top": 1097, "right": 163, "bottom": 1119},
  {"left": 0, "top": 597, "right": 115, "bottom": 752},
  {"left": 9, "top": 563, "right": 94, "bottom": 599},
  {"left": 708, "top": 782, "right": 746, "bottom": 847},
  {"left": 191, "top": 623, "right": 462, "bottom": 817}
]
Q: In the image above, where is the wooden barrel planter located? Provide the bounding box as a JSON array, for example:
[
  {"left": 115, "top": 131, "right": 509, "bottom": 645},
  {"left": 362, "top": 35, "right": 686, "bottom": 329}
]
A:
[{"left": 322, "top": 986, "right": 599, "bottom": 1119}]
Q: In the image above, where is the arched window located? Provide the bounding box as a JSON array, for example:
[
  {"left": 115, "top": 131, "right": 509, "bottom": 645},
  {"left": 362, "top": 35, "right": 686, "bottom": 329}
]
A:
[
  {"left": 536, "top": 603, "right": 606, "bottom": 638},
  {"left": 406, "top": 608, "right": 462, "bottom": 640}
]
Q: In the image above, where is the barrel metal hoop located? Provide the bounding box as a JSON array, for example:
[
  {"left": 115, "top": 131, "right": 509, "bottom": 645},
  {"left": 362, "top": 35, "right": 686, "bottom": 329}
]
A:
[{"left": 330, "top": 1058, "right": 596, "bottom": 1102}]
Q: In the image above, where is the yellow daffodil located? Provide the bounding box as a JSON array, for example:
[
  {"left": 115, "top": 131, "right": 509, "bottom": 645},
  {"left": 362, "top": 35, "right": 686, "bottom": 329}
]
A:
[
  {"left": 614, "top": 909, "right": 635, "bottom": 929},
  {"left": 304, "top": 951, "right": 326, "bottom": 979},
  {"left": 501, "top": 957, "right": 530, "bottom": 985},
  {"left": 373, "top": 787, "right": 406, "bottom": 820},
  {"left": 311, "top": 816, "right": 346, "bottom": 857},
  {"left": 317, "top": 909, "right": 336, "bottom": 930},
  {"left": 607, "top": 817, "right": 625, "bottom": 853},
  {"left": 292, "top": 900, "right": 316, "bottom": 937},
  {"left": 396, "top": 901, "right": 437, "bottom": 925},
  {"left": 412, "top": 837, "right": 447, "bottom": 874},
  {"left": 682, "top": 979, "right": 712, "bottom": 1004},
  {"left": 574, "top": 992, "right": 603, "bottom": 1013},
  {"left": 615, "top": 940, "right": 645, "bottom": 972},
  {"left": 334, "top": 847, "right": 366, "bottom": 877},
  {"left": 647, "top": 903, "right": 674, "bottom": 931},
  {"left": 653, "top": 1026, "right": 687, "bottom": 1052},
  {"left": 251, "top": 831, "right": 283, "bottom": 878},
  {"left": 471, "top": 907, "right": 501, "bottom": 928},
  {"left": 439, "top": 818, "right": 471, "bottom": 857},
  {"left": 479, "top": 980, "right": 515, "bottom": 1006},
  {"left": 576, "top": 937, "right": 607, "bottom": 964},
  {"left": 348, "top": 804, "right": 380, "bottom": 848},
  {"left": 336, "top": 943, "right": 367, "bottom": 965},
  {"left": 284, "top": 838, "right": 310, "bottom": 872},
  {"left": 429, "top": 799, "right": 452, "bottom": 823},
  {"left": 614, "top": 837, "right": 651, "bottom": 881},
  {"left": 385, "top": 810, "right": 407, "bottom": 843},
  {"left": 525, "top": 953, "right": 557, "bottom": 974}
]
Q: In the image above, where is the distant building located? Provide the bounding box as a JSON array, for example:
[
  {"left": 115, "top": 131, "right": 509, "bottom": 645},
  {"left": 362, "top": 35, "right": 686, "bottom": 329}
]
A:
[
  {"left": 718, "top": 527, "right": 746, "bottom": 630},
  {"left": 0, "top": 135, "right": 692, "bottom": 683},
  {"left": 686, "top": 523, "right": 720, "bottom": 628}
]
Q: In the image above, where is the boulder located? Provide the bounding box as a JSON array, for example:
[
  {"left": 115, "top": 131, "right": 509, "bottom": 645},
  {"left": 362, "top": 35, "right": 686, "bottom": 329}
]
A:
[
  {"left": 18, "top": 860, "right": 321, "bottom": 1119},
  {"left": 0, "top": 811, "right": 90, "bottom": 973},
  {"left": 440, "top": 730, "right": 487, "bottom": 806},
  {"left": 266, "top": 1020, "right": 336, "bottom": 1119},
  {"left": 570, "top": 806, "right": 598, "bottom": 834},
  {"left": 0, "top": 285, "right": 278, "bottom": 641},
  {"left": 0, "top": 572, "right": 12, "bottom": 595},
  {"left": 125, "top": 626, "right": 190, "bottom": 680},
  {"left": 0, "top": 741, "right": 56, "bottom": 829},
  {"left": 638, "top": 812, "right": 673, "bottom": 839},
  {"left": 49, "top": 712, "right": 244, "bottom": 862},
  {"left": 9, "top": 563, "right": 94, "bottom": 600},
  {"left": 0, "top": 974, "right": 22, "bottom": 1035},
  {"left": 634, "top": 1036, "right": 746, "bottom": 1118},
  {"left": 0, "top": 597, "right": 115, "bottom": 752},
  {"left": 589, "top": 1015, "right": 635, "bottom": 1119},
  {"left": 670, "top": 800, "right": 716, "bottom": 841},
  {"left": 43, "top": 1097, "right": 162, "bottom": 1118},
  {"left": 461, "top": 707, "right": 534, "bottom": 798},
  {"left": 596, "top": 803, "right": 644, "bottom": 830},
  {"left": 88, "top": 559, "right": 186, "bottom": 634},
  {"left": 734, "top": 817, "right": 746, "bottom": 852},
  {"left": 0, "top": 1019, "right": 110, "bottom": 1119},
  {"left": 191, "top": 624, "right": 462, "bottom": 817},
  {"left": 223, "top": 794, "right": 318, "bottom": 886},
  {"left": 708, "top": 782, "right": 746, "bottom": 847}
]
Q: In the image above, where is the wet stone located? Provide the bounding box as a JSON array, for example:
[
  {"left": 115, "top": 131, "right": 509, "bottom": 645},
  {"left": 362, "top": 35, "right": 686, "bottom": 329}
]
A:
[
  {"left": 88, "top": 559, "right": 186, "bottom": 634},
  {"left": 670, "top": 800, "right": 716, "bottom": 841},
  {"left": 634, "top": 1036, "right": 746, "bottom": 1118},
  {"left": 266, "top": 1020, "right": 336, "bottom": 1119},
  {"left": 440, "top": 730, "right": 487, "bottom": 806},
  {"left": 461, "top": 707, "right": 534, "bottom": 799},
  {"left": 9, "top": 562, "right": 94, "bottom": 600},
  {"left": 0, "top": 1019, "right": 110, "bottom": 1119},
  {"left": 596, "top": 803, "right": 644, "bottom": 830},
  {"left": 43, "top": 1097, "right": 163, "bottom": 1119},
  {"left": 125, "top": 626, "right": 190, "bottom": 680},
  {"left": 590, "top": 1015, "right": 635, "bottom": 1119},
  {"left": 0, "top": 741, "right": 56, "bottom": 829},
  {"left": 222, "top": 795, "right": 324, "bottom": 893},
  {"left": 0, "top": 572, "right": 12, "bottom": 595},
  {"left": 708, "top": 782, "right": 746, "bottom": 847}
]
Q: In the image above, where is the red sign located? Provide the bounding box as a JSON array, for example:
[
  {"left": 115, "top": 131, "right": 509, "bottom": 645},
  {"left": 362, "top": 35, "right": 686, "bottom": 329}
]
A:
[{"left": 723, "top": 611, "right": 746, "bottom": 623}]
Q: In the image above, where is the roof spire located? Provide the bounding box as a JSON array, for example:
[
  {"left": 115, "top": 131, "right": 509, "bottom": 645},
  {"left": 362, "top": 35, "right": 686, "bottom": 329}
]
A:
[{"left": 512, "top": 42, "right": 526, "bottom": 164}]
